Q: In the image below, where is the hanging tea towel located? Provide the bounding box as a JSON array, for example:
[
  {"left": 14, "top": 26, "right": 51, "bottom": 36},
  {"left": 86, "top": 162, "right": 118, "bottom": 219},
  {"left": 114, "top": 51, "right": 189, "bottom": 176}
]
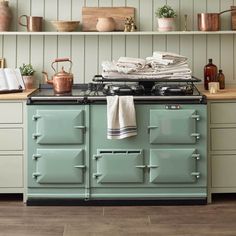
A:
[{"left": 107, "top": 95, "right": 137, "bottom": 139}]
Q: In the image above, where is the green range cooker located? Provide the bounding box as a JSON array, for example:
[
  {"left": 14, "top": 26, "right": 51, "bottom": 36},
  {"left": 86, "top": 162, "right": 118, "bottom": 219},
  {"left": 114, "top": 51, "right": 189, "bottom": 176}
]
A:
[{"left": 27, "top": 80, "right": 207, "bottom": 205}]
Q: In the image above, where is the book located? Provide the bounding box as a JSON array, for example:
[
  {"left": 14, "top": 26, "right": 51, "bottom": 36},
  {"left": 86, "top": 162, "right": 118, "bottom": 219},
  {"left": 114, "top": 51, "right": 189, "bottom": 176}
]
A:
[{"left": 0, "top": 68, "right": 25, "bottom": 92}]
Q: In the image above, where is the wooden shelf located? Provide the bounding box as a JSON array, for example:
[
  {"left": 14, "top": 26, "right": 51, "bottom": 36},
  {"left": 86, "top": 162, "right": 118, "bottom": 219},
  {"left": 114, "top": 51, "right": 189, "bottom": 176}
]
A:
[{"left": 1, "top": 31, "right": 236, "bottom": 36}]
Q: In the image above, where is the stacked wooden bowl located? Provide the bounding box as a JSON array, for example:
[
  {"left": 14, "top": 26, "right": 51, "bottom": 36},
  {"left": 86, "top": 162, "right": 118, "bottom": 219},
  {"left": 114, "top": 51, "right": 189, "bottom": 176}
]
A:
[{"left": 51, "top": 21, "right": 80, "bottom": 32}]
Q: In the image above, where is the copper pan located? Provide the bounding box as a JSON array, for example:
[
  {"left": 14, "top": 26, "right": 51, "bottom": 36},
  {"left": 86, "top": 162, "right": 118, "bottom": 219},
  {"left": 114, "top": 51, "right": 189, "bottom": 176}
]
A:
[{"left": 198, "top": 9, "right": 235, "bottom": 31}]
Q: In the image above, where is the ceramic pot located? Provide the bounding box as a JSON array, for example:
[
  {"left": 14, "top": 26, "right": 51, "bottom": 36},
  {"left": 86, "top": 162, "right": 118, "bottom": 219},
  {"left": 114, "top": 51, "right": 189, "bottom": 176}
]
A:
[
  {"left": 0, "top": 1, "right": 12, "bottom": 31},
  {"left": 96, "top": 17, "right": 116, "bottom": 32},
  {"left": 157, "top": 18, "right": 175, "bottom": 31},
  {"left": 23, "top": 75, "right": 35, "bottom": 89}
]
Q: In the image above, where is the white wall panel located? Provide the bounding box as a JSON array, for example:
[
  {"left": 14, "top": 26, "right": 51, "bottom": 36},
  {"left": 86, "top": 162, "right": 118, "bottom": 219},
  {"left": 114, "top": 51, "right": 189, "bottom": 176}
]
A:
[{"left": 0, "top": 0, "right": 236, "bottom": 83}]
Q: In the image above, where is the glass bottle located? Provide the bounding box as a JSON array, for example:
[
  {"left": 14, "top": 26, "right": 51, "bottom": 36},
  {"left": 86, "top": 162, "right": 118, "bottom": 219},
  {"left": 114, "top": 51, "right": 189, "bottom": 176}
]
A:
[
  {"left": 217, "top": 69, "right": 225, "bottom": 89},
  {"left": 204, "top": 58, "right": 218, "bottom": 90}
]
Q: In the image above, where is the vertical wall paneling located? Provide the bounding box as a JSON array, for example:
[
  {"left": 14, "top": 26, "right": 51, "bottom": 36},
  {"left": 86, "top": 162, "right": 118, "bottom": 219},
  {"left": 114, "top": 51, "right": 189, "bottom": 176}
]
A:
[
  {"left": 31, "top": 36, "right": 44, "bottom": 85},
  {"left": 112, "top": 0, "right": 126, "bottom": 60},
  {"left": 0, "top": 36, "right": 3, "bottom": 57},
  {"left": 44, "top": 0, "right": 58, "bottom": 31},
  {"left": 193, "top": 35, "right": 207, "bottom": 80},
  {"left": 71, "top": 0, "right": 84, "bottom": 31},
  {"left": 71, "top": 36, "right": 85, "bottom": 83},
  {"left": 126, "top": 0, "right": 139, "bottom": 57},
  {"left": 84, "top": 36, "right": 98, "bottom": 82},
  {"left": 180, "top": 0, "right": 193, "bottom": 31},
  {"left": 207, "top": 35, "right": 220, "bottom": 69},
  {"left": 140, "top": 0, "right": 153, "bottom": 31},
  {"left": 9, "top": 0, "right": 18, "bottom": 31},
  {"left": 44, "top": 36, "right": 58, "bottom": 78},
  {"left": 220, "top": 0, "right": 234, "bottom": 30},
  {"left": 58, "top": 0, "right": 71, "bottom": 21},
  {"left": 17, "top": 0, "right": 30, "bottom": 31},
  {"left": 3, "top": 36, "right": 17, "bottom": 68},
  {"left": 16, "top": 36, "right": 30, "bottom": 68},
  {"left": 57, "top": 36, "right": 71, "bottom": 69},
  {"left": 221, "top": 35, "right": 234, "bottom": 82},
  {"left": 1, "top": 0, "right": 236, "bottom": 83}
]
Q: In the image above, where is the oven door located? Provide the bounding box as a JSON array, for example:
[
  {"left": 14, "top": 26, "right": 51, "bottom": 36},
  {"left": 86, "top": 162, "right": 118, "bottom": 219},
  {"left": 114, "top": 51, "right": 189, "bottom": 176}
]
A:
[
  {"left": 32, "top": 110, "right": 85, "bottom": 144},
  {"left": 149, "top": 149, "right": 200, "bottom": 183},
  {"left": 93, "top": 149, "right": 144, "bottom": 184},
  {"left": 149, "top": 109, "right": 200, "bottom": 144}
]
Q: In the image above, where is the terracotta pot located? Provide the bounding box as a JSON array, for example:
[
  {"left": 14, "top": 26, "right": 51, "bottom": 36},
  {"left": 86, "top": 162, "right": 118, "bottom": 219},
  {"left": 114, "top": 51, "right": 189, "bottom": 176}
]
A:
[
  {"left": 157, "top": 18, "right": 175, "bottom": 31},
  {"left": 0, "top": 1, "right": 12, "bottom": 31},
  {"left": 96, "top": 17, "right": 116, "bottom": 32},
  {"left": 23, "top": 75, "right": 35, "bottom": 89}
]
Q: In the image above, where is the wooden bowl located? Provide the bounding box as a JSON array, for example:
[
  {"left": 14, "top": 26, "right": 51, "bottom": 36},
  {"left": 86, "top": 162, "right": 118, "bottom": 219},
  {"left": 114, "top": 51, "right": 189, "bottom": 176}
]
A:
[{"left": 51, "top": 21, "right": 80, "bottom": 32}]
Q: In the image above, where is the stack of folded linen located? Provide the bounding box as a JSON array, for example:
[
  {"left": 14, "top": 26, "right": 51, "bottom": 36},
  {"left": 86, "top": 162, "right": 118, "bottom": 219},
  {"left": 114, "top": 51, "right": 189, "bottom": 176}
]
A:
[{"left": 101, "top": 51, "right": 192, "bottom": 80}]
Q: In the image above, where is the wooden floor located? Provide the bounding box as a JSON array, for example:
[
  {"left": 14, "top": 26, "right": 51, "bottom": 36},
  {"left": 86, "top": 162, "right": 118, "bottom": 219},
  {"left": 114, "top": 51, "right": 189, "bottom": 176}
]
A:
[{"left": 0, "top": 194, "right": 236, "bottom": 236}]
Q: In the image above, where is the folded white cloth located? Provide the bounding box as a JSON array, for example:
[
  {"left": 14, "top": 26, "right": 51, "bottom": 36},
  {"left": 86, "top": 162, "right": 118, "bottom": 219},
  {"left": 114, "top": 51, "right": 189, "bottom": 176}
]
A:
[
  {"left": 107, "top": 95, "right": 137, "bottom": 139},
  {"left": 116, "top": 57, "right": 146, "bottom": 74},
  {"left": 153, "top": 51, "right": 187, "bottom": 60}
]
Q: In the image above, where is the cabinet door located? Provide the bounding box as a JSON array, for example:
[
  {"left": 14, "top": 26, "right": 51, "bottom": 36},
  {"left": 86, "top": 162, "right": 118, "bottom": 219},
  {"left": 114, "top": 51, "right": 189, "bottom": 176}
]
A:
[
  {"left": 149, "top": 149, "right": 199, "bottom": 183},
  {"left": 94, "top": 150, "right": 144, "bottom": 184},
  {"left": 32, "top": 149, "right": 85, "bottom": 184},
  {"left": 33, "top": 110, "right": 85, "bottom": 144},
  {"left": 149, "top": 109, "right": 198, "bottom": 144}
]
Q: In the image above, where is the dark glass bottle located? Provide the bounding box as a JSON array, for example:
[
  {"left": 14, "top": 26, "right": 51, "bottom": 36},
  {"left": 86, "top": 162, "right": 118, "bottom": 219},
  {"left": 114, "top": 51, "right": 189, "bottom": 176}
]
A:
[
  {"left": 204, "top": 58, "right": 218, "bottom": 90},
  {"left": 217, "top": 69, "right": 225, "bottom": 89}
]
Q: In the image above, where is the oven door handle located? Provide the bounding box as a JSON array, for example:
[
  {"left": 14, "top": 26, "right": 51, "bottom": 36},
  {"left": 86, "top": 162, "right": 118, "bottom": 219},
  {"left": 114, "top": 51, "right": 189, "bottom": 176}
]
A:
[
  {"left": 74, "top": 165, "right": 86, "bottom": 169},
  {"left": 147, "top": 126, "right": 158, "bottom": 133},
  {"left": 191, "top": 114, "right": 200, "bottom": 121},
  {"left": 191, "top": 133, "right": 200, "bottom": 140},
  {"left": 74, "top": 126, "right": 86, "bottom": 132},
  {"left": 191, "top": 172, "right": 200, "bottom": 179}
]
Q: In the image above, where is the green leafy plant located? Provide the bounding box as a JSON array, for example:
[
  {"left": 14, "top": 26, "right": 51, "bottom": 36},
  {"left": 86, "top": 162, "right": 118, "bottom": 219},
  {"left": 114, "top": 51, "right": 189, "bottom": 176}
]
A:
[
  {"left": 19, "top": 63, "right": 35, "bottom": 76},
  {"left": 155, "top": 5, "right": 177, "bottom": 18}
]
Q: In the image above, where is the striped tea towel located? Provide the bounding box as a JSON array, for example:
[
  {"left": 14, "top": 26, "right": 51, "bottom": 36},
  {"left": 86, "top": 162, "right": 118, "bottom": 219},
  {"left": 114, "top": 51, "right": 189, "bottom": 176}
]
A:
[{"left": 107, "top": 95, "right": 137, "bottom": 139}]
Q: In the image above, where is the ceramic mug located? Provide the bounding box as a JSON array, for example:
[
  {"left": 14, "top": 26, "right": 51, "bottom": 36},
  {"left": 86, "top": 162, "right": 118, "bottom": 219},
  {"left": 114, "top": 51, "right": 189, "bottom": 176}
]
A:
[
  {"left": 208, "top": 82, "right": 219, "bottom": 94},
  {"left": 18, "top": 15, "right": 43, "bottom": 32}
]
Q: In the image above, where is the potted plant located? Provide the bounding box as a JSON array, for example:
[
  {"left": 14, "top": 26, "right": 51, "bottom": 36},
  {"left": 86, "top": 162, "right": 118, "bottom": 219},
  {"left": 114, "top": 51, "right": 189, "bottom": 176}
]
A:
[
  {"left": 19, "top": 63, "right": 36, "bottom": 89},
  {"left": 155, "top": 5, "right": 177, "bottom": 31}
]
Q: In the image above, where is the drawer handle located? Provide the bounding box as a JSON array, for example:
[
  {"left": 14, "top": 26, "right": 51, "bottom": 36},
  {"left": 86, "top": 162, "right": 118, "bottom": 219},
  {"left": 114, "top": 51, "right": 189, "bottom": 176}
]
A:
[
  {"left": 32, "top": 154, "right": 42, "bottom": 160},
  {"left": 93, "top": 173, "right": 102, "bottom": 179},
  {"left": 147, "top": 126, "right": 158, "bottom": 133},
  {"left": 32, "top": 115, "right": 41, "bottom": 121},
  {"left": 74, "top": 165, "right": 86, "bottom": 169},
  {"left": 191, "top": 172, "right": 200, "bottom": 179},
  {"left": 32, "top": 172, "right": 41, "bottom": 179},
  {"left": 32, "top": 133, "right": 41, "bottom": 139},
  {"left": 135, "top": 165, "right": 146, "bottom": 168},
  {"left": 191, "top": 114, "right": 200, "bottom": 121},
  {"left": 191, "top": 133, "right": 200, "bottom": 140},
  {"left": 74, "top": 126, "right": 86, "bottom": 130},
  {"left": 147, "top": 165, "right": 159, "bottom": 168},
  {"left": 192, "top": 153, "right": 200, "bottom": 160}
]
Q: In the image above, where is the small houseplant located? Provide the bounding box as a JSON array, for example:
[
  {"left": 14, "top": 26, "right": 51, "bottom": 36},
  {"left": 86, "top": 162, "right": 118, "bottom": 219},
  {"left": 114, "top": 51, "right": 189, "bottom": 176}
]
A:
[
  {"left": 155, "top": 5, "right": 177, "bottom": 31},
  {"left": 19, "top": 63, "right": 36, "bottom": 89}
]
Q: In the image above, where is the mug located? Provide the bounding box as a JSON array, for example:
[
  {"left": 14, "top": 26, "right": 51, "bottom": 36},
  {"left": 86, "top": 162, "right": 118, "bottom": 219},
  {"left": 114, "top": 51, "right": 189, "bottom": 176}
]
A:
[
  {"left": 18, "top": 15, "right": 43, "bottom": 32},
  {"left": 208, "top": 82, "right": 219, "bottom": 94}
]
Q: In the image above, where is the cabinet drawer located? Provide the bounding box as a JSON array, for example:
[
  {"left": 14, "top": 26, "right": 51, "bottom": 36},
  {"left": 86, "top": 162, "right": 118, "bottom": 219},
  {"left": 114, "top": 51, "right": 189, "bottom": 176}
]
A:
[
  {"left": 0, "top": 155, "right": 23, "bottom": 187},
  {"left": 211, "top": 103, "right": 236, "bottom": 124},
  {"left": 211, "top": 128, "right": 236, "bottom": 151},
  {"left": 0, "top": 103, "right": 23, "bottom": 124},
  {"left": 212, "top": 155, "right": 236, "bottom": 188},
  {"left": 0, "top": 128, "right": 23, "bottom": 151}
]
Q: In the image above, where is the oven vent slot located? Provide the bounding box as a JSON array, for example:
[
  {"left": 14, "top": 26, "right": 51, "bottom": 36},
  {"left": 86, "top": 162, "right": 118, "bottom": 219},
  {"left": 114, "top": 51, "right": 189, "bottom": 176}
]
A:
[{"left": 99, "top": 150, "right": 142, "bottom": 155}]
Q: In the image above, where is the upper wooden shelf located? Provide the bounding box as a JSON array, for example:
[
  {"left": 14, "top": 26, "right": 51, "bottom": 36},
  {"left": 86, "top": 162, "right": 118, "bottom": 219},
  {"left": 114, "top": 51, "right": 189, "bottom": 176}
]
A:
[{"left": 1, "top": 31, "right": 236, "bottom": 36}]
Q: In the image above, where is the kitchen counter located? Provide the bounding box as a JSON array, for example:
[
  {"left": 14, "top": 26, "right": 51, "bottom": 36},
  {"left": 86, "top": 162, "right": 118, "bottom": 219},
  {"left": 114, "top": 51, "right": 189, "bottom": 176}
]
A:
[
  {"left": 197, "top": 85, "right": 236, "bottom": 100},
  {"left": 0, "top": 89, "right": 36, "bottom": 100}
]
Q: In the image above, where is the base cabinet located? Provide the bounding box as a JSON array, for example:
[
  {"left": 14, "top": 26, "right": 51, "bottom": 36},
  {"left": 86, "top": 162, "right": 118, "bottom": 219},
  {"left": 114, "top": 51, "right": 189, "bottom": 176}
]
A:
[
  {"left": 0, "top": 101, "right": 25, "bottom": 197},
  {"left": 209, "top": 101, "right": 236, "bottom": 200},
  {"left": 27, "top": 104, "right": 207, "bottom": 202}
]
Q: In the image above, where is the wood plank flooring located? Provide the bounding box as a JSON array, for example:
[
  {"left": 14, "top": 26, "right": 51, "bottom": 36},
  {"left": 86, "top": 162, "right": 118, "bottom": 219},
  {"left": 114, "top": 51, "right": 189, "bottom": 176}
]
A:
[{"left": 0, "top": 194, "right": 235, "bottom": 236}]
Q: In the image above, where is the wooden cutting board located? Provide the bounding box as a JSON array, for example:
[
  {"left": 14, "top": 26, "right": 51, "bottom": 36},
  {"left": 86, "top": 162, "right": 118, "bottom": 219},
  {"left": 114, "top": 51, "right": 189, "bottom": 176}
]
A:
[{"left": 82, "top": 7, "right": 135, "bottom": 31}]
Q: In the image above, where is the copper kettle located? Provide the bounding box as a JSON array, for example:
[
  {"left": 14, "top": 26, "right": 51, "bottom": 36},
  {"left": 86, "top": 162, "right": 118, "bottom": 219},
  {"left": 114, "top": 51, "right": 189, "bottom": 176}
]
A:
[{"left": 42, "top": 58, "right": 73, "bottom": 95}]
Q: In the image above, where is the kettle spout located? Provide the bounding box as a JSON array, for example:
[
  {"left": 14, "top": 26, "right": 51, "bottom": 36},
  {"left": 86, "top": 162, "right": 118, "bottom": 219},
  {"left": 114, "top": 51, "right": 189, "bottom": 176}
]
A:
[{"left": 42, "top": 71, "right": 53, "bottom": 84}]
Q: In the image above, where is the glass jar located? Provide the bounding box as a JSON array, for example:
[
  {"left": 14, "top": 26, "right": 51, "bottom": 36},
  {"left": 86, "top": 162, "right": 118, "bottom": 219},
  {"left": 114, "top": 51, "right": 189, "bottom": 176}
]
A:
[{"left": 217, "top": 69, "right": 225, "bottom": 89}]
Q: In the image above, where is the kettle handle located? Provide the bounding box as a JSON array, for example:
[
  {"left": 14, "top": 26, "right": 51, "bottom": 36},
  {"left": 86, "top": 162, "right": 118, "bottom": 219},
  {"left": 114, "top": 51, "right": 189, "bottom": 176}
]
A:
[{"left": 51, "top": 58, "right": 73, "bottom": 73}]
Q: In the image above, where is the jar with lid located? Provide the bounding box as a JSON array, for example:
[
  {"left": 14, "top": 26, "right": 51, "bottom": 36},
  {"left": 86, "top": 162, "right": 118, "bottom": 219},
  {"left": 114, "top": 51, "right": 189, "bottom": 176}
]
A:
[
  {"left": 217, "top": 69, "right": 225, "bottom": 89},
  {"left": 204, "top": 58, "right": 218, "bottom": 90}
]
